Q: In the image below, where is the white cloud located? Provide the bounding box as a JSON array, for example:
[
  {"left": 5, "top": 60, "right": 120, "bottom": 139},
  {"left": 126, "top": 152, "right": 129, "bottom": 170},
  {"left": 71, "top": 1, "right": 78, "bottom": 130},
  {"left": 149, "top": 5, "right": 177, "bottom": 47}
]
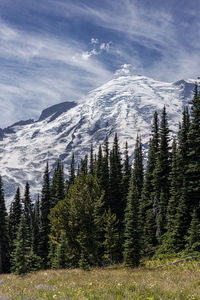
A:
[
  {"left": 0, "top": 20, "right": 112, "bottom": 127},
  {"left": 91, "top": 38, "right": 99, "bottom": 44},
  {"left": 46, "top": 0, "right": 200, "bottom": 82}
]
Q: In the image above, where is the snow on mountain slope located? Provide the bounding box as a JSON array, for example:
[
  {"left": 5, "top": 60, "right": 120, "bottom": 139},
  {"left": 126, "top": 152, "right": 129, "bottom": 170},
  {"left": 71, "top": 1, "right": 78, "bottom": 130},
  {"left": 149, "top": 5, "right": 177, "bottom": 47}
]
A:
[{"left": 0, "top": 74, "right": 195, "bottom": 205}]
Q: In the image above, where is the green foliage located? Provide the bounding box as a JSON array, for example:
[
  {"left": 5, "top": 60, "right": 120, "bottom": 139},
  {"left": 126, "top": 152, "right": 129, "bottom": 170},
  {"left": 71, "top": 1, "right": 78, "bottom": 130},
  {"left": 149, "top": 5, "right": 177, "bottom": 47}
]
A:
[
  {"left": 103, "top": 209, "right": 119, "bottom": 264},
  {"left": 0, "top": 176, "right": 9, "bottom": 273},
  {"left": 11, "top": 215, "right": 41, "bottom": 274},
  {"left": 8, "top": 187, "right": 22, "bottom": 254},
  {"left": 123, "top": 171, "right": 141, "bottom": 267},
  {"left": 39, "top": 162, "right": 51, "bottom": 268},
  {"left": 50, "top": 160, "right": 65, "bottom": 208},
  {"left": 49, "top": 174, "right": 105, "bottom": 268}
]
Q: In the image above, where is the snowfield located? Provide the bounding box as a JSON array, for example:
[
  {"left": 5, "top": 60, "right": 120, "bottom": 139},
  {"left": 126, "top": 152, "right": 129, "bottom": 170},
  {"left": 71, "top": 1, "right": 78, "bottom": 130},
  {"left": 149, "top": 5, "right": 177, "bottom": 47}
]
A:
[{"left": 0, "top": 74, "right": 195, "bottom": 205}]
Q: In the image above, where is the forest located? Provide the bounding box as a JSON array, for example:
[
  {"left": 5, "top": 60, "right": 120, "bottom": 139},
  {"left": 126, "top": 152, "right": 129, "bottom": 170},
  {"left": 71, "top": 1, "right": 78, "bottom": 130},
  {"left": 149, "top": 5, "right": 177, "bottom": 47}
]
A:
[{"left": 0, "top": 82, "right": 199, "bottom": 275}]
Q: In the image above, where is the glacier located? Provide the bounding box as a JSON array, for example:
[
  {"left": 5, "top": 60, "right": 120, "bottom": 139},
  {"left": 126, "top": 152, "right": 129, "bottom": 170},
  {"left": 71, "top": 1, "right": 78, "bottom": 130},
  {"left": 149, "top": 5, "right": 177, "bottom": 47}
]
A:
[{"left": 0, "top": 74, "right": 195, "bottom": 206}]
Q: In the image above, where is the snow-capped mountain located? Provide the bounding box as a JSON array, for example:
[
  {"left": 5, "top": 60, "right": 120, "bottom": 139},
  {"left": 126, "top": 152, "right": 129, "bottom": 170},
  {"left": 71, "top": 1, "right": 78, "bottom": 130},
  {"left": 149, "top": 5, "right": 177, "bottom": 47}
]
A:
[{"left": 0, "top": 74, "right": 195, "bottom": 206}]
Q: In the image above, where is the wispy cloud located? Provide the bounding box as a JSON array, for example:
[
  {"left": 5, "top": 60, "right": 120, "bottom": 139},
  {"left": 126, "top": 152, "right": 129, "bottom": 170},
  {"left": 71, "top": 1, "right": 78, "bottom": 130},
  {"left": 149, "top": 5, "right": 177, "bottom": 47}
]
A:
[
  {"left": 44, "top": 0, "right": 200, "bottom": 81},
  {"left": 0, "top": 20, "right": 112, "bottom": 127},
  {"left": 81, "top": 39, "right": 112, "bottom": 61},
  {"left": 0, "top": 0, "right": 200, "bottom": 126}
]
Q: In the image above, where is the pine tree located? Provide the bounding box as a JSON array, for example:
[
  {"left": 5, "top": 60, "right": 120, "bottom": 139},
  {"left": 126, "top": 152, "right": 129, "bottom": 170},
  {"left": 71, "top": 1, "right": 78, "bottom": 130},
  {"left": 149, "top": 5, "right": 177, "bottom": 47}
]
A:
[
  {"left": 123, "top": 171, "right": 141, "bottom": 267},
  {"left": 8, "top": 187, "right": 22, "bottom": 254},
  {"left": 159, "top": 139, "right": 180, "bottom": 253},
  {"left": 39, "top": 162, "right": 51, "bottom": 268},
  {"left": 80, "top": 155, "right": 88, "bottom": 175},
  {"left": 109, "top": 134, "right": 123, "bottom": 225},
  {"left": 11, "top": 214, "right": 30, "bottom": 274},
  {"left": 122, "top": 142, "right": 131, "bottom": 211},
  {"left": 186, "top": 208, "right": 200, "bottom": 253},
  {"left": 32, "top": 195, "right": 40, "bottom": 256},
  {"left": 186, "top": 82, "right": 200, "bottom": 212},
  {"left": 0, "top": 176, "right": 9, "bottom": 273},
  {"left": 51, "top": 160, "right": 65, "bottom": 208},
  {"left": 11, "top": 215, "right": 41, "bottom": 274},
  {"left": 89, "top": 144, "right": 95, "bottom": 176},
  {"left": 23, "top": 182, "right": 33, "bottom": 237},
  {"left": 49, "top": 174, "right": 104, "bottom": 268},
  {"left": 140, "top": 112, "right": 159, "bottom": 255},
  {"left": 103, "top": 209, "right": 119, "bottom": 264},
  {"left": 55, "top": 231, "right": 69, "bottom": 269},
  {"left": 153, "top": 106, "right": 171, "bottom": 243}
]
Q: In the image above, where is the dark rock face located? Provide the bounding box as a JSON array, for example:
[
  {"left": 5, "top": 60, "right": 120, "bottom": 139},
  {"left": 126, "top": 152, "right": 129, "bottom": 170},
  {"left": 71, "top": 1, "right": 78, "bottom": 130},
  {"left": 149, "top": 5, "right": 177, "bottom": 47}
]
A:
[
  {"left": 9, "top": 119, "right": 35, "bottom": 128},
  {"left": 0, "top": 119, "right": 34, "bottom": 140},
  {"left": 38, "top": 101, "right": 77, "bottom": 122}
]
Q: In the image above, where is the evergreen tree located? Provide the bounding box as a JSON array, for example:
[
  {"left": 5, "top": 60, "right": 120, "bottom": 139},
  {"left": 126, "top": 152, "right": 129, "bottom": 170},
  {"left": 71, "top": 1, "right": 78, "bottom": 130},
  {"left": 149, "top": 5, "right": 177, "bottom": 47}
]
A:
[
  {"left": 0, "top": 176, "right": 9, "bottom": 273},
  {"left": 122, "top": 142, "right": 131, "bottom": 211},
  {"left": 95, "top": 145, "right": 103, "bottom": 180},
  {"left": 89, "top": 144, "right": 95, "bottom": 176},
  {"left": 186, "top": 208, "right": 200, "bottom": 253},
  {"left": 8, "top": 187, "right": 22, "bottom": 254},
  {"left": 140, "top": 112, "right": 159, "bottom": 255},
  {"left": 186, "top": 82, "right": 200, "bottom": 212},
  {"left": 123, "top": 171, "right": 141, "bottom": 267},
  {"left": 103, "top": 209, "right": 119, "bottom": 264},
  {"left": 80, "top": 155, "right": 88, "bottom": 175},
  {"left": 23, "top": 182, "right": 33, "bottom": 237},
  {"left": 49, "top": 174, "right": 104, "bottom": 268},
  {"left": 50, "top": 160, "right": 65, "bottom": 208},
  {"left": 159, "top": 139, "right": 181, "bottom": 254},
  {"left": 55, "top": 231, "right": 70, "bottom": 269},
  {"left": 69, "top": 153, "right": 75, "bottom": 185},
  {"left": 101, "top": 137, "right": 110, "bottom": 210},
  {"left": 39, "top": 162, "right": 51, "bottom": 268},
  {"left": 153, "top": 106, "right": 171, "bottom": 243},
  {"left": 109, "top": 134, "right": 123, "bottom": 226},
  {"left": 11, "top": 215, "right": 41, "bottom": 274},
  {"left": 32, "top": 195, "right": 40, "bottom": 256}
]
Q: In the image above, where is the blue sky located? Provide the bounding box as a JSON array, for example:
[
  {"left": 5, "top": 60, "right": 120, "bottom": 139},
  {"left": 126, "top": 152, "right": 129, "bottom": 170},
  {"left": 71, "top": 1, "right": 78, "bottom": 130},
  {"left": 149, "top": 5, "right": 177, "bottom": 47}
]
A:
[{"left": 0, "top": 0, "right": 200, "bottom": 127}]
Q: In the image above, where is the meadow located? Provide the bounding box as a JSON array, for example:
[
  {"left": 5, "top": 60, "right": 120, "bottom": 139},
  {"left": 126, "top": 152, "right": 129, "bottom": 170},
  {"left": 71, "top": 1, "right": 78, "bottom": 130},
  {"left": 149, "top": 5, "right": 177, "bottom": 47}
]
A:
[{"left": 0, "top": 259, "right": 200, "bottom": 299}]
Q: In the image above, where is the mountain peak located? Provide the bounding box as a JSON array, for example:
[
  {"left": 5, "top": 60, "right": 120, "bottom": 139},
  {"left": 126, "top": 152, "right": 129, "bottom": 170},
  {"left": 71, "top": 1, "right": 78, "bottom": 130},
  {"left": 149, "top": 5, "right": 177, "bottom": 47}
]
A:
[{"left": 0, "top": 75, "right": 195, "bottom": 206}]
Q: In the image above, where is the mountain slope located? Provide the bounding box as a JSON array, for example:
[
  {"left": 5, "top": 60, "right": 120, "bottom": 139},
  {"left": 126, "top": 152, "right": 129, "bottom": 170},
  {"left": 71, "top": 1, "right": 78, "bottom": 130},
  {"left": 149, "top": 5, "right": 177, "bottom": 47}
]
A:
[{"left": 0, "top": 74, "right": 195, "bottom": 205}]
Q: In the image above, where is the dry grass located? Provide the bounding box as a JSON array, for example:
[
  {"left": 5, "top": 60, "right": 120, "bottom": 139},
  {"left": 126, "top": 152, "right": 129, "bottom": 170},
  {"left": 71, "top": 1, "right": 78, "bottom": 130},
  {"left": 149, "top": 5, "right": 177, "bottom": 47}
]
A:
[{"left": 0, "top": 260, "right": 200, "bottom": 299}]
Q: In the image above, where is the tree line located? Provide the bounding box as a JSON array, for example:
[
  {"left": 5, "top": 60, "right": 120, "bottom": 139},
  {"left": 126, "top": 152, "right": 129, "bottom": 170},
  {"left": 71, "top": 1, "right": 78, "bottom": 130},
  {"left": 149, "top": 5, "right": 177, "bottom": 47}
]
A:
[{"left": 0, "top": 83, "right": 199, "bottom": 274}]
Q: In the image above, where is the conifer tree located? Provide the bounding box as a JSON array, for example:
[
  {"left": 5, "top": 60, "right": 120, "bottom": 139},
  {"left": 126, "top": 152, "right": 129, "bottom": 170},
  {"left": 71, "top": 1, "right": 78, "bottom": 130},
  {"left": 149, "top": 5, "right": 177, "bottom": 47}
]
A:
[
  {"left": 50, "top": 160, "right": 65, "bottom": 208},
  {"left": 186, "top": 208, "right": 200, "bottom": 253},
  {"left": 39, "top": 162, "right": 51, "bottom": 268},
  {"left": 11, "top": 215, "right": 41, "bottom": 274},
  {"left": 95, "top": 145, "right": 103, "bottom": 180},
  {"left": 0, "top": 176, "right": 9, "bottom": 273},
  {"left": 103, "top": 209, "right": 119, "bottom": 264},
  {"left": 153, "top": 106, "right": 171, "bottom": 243},
  {"left": 123, "top": 171, "right": 141, "bottom": 267},
  {"left": 186, "top": 82, "right": 200, "bottom": 211},
  {"left": 140, "top": 111, "right": 159, "bottom": 255},
  {"left": 23, "top": 182, "right": 33, "bottom": 237},
  {"left": 69, "top": 153, "right": 75, "bottom": 185},
  {"left": 159, "top": 139, "right": 180, "bottom": 253},
  {"left": 122, "top": 142, "right": 131, "bottom": 211},
  {"left": 11, "top": 214, "right": 30, "bottom": 274},
  {"left": 32, "top": 195, "right": 40, "bottom": 256},
  {"left": 55, "top": 231, "right": 69, "bottom": 269},
  {"left": 101, "top": 137, "right": 110, "bottom": 209},
  {"left": 80, "top": 155, "right": 88, "bottom": 175},
  {"left": 8, "top": 187, "right": 22, "bottom": 253},
  {"left": 89, "top": 144, "right": 95, "bottom": 176},
  {"left": 109, "top": 134, "right": 123, "bottom": 225}
]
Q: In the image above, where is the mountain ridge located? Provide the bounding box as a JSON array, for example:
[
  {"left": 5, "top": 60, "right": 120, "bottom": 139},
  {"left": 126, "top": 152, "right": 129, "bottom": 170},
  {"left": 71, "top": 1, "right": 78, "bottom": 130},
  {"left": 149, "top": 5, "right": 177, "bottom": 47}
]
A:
[{"left": 0, "top": 74, "right": 195, "bottom": 205}]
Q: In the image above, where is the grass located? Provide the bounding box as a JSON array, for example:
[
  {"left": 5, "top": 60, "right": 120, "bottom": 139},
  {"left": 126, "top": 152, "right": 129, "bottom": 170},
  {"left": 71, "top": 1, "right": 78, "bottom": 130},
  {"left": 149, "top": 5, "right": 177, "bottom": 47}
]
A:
[{"left": 1, "top": 259, "right": 200, "bottom": 299}]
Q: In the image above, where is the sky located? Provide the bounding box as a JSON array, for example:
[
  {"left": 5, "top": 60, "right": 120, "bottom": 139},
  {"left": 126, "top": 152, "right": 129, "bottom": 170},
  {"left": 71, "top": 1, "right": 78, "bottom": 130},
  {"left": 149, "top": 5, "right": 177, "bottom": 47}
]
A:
[{"left": 0, "top": 0, "right": 200, "bottom": 127}]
